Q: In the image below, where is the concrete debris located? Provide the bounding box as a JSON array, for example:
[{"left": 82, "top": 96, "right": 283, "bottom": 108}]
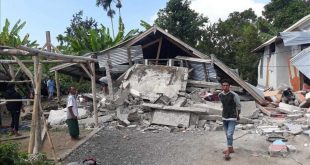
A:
[
  {"left": 151, "top": 110, "right": 190, "bottom": 127},
  {"left": 284, "top": 123, "right": 303, "bottom": 135},
  {"left": 116, "top": 106, "right": 130, "bottom": 126}
]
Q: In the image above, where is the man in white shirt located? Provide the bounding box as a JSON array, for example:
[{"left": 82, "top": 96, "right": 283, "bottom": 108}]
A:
[{"left": 66, "top": 86, "right": 79, "bottom": 140}]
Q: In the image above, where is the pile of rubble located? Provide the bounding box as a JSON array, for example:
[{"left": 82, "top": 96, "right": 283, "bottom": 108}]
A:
[{"left": 47, "top": 64, "right": 310, "bottom": 158}]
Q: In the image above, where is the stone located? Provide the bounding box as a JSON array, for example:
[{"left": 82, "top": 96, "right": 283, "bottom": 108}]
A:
[
  {"left": 116, "top": 106, "right": 130, "bottom": 126},
  {"left": 151, "top": 110, "right": 190, "bottom": 127},
  {"left": 303, "top": 129, "right": 310, "bottom": 136},
  {"left": 189, "top": 113, "right": 199, "bottom": 126},
  {"left": 286, "top": 145, "right": 297, "bottom": 153},
  {"left": 240, "top": 101, "right": 257, "bottom": 118},
  {"left": 197, "top": 120, "right": 207, "bottom": 128},
  {"left": 128, "top": 124, "right": 137, "bottom": 128},
  {"left": 285, "top": 123, "right": 303, "bottom": 135},
  {"left": 128, "top": 109, "right": 140, "bottom": 122}
]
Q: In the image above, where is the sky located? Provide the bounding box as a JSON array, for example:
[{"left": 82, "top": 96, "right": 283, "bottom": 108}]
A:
[{"left": 0, "top": 0, "right": 270, "bottom": 47}]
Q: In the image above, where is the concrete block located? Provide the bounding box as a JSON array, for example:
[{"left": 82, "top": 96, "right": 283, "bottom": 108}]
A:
[
  {"left": 198, "top": 120, "right": 207, "bottom": 128},
  {"left": 189, "top": 113, "right": 199, "bottom": 126},
  {"left": 151, "top": 110, "right": 190, "bottom": 127},
  {"left": 240, "top": 101, "right": 257, "bottom": 118}
]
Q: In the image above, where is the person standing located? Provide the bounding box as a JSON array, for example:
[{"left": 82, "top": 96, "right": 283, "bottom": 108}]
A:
[
  {"left": 218, "top": 79, "right": 241, "bottom": 159},
  {"left": 47, "top": 77, "right": 55, "bottom": 100},
  {"left": 3, "top": 84, "right": 24, "bottom": 136},
  {"left": 66, "top": 86, "right": 79, "bottom": 140}
]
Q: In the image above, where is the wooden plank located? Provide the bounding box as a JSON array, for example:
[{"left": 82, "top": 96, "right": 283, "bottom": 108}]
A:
[
  {"left": 256, "top": 103, "right": 272, "bottom": 117},
  {"left": 155, "top": 37, "right": 163, "bottom": 65},
  {"left": 8, "top": 64, "right": 15, "bottom": 80},
  {"left": 175, "top": 56, "right": 212, "bottom": 63},
  {"left": 0, "top": 48, "right": 29, "bottom": 55},
  {"left": 17, "top": 46, "right": 98, "bottom": 62}
]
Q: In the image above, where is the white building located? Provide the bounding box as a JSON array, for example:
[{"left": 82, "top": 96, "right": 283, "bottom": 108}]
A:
[{"left": 253, "top": 14, "right": 310, "bottom": 91}]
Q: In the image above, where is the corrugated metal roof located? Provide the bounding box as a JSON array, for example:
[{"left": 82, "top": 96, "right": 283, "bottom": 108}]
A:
[
  {"left": 97, "top": 45, "right": 143, "bottom": 67},
  {"left": 252, "top": 14, "right": 310, "bottom": 53},
  {"left": 291, "top": 46, "right": 310, "bottom": 79}
]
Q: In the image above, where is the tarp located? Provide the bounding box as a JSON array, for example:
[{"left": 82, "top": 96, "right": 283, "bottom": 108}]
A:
[
  {"left": 280, "top": 31, "right": 310, "bottom": 46},
  {"left": 291, "top": 46, "right": 310, "bottom": 79}
]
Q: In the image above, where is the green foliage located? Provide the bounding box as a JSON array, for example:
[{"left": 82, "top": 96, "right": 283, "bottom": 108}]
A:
[
  {"left": 57, "top": 11, "right": 138, "bottom": 55},
  {"left": 199, "top": 9, "right": 262, "bottom": 85},
  {"left": 155, "top": 0, "right": 209, "bottom": 47},
  {"left": 0, "top": 18, "right": 38, "bottom": 47},
  {"left": 263, "top": 0, "right": 310, "bottom": 32},
  {"left": 0, "top": 143, "right": 51, "bottom": 165},
  {"left": 140, "top": 20, "right": 152, "bottom": 30}
]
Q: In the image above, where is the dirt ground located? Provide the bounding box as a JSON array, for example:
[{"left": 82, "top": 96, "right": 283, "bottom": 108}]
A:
[
  {"left": 65, "top": 127, "right": 310, "bottom": 165},
  {"left": 0, "top": 109, "right": 92, "bottom": 159}
]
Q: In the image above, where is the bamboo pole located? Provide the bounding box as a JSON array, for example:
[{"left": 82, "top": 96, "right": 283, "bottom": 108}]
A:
[
  {"left": 90, "top": 62, "right": 98, "bottom": 127},
  {"left": 33, "top": 57, "right": 42, "bottom": 153},
  {"left": 55, "top": 71, "right": 61, "bottom": 107}
]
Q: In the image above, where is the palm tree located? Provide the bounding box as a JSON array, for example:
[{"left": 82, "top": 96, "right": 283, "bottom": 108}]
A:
[
  {"left": 96, "top": 0, "right": 115, "bottom": 38},
  {"left": 116, "top": 0, "right": 122, "bottom": 17}
]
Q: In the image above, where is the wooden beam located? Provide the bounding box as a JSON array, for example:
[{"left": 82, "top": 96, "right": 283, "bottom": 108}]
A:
[
  {"left": 12, "top": 56, "right": 34, "bottom": 85},
  {"left": 0, "top": 59, "right": 79, "bottom": 64},
  {"left": 28, "top": 63, "right": 42, "bottom": 154},
  {"left": 0, "top": 80, "right": 32, "bottom": 83},
  {"left": 8, "top": 64, "right": 15, "bottom": 80},
  {"left": 79, "top": 64, "right": 92, "bottom": 78},
  {"left": 33, "top": 57, "right": 41, "bottom": 153},
  {"left": 155, "top": 37, "right": 163, "bottom": 65},
  {"left": 55, "top": 71, "right": 61, "bottom": 107},
  {"left": 90, "top": 62, "right": 98, "bottom": 127},
  {"left": 142, "top": 38, "right": 161, "bottom": 49},
  {"left": 175, "top": 56, "right": 212, "bottom": 63},
  {"left": 14, "top": 67, "right": 21, "bottom": 78},
  {"left": 0, "top": 99, "right": 34, "bottom": 102},
  {"left": 127, "top": 47, "right": 133, "bottom": 66},
  {"left": 17, "top": 46, "right": 98, "bottom": 62},
  {"left": 0, "top": 48, "right": 29, "bottom": 56}
]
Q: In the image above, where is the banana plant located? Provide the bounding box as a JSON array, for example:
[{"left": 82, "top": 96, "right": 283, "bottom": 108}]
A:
[{"left": 0, "top": 18, "right": 38, "bottom": 47}]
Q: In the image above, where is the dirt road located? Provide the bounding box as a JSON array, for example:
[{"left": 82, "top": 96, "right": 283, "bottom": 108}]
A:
[{"left": 65, "top": 127, "right": 309, "bottom": 165}]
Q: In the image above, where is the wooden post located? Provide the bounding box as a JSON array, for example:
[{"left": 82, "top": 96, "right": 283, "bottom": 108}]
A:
[
  {"left": 104, "top": 60, "right": 113, "bottom": 99},
  {"left": 55, "top": 71, "right": 61, "bottom": 107},
  {"left": 46, "top": 31, "right": 52, "bottom": 52},
  {"left": 33, "top": 56, "right": 42, "bottom": 153},
  {"left": 28, "top": 63, "right": 42, "bottom": 154},
  {"left": 155, "top": 37, "right": 163, "bottom": 65},
  {"left": 127, "top": 47, "right": 133, "bottom": 66},
  {"left": 90, "top": 62, "right": 98, "bottom": 127}
]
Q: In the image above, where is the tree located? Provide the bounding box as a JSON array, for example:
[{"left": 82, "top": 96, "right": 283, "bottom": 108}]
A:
[
  {"left": 0, "top": 19, "right": 38, "bottom": 47},
  {"left": 116, "top": 0, "right": 122, "bottom": 17},
  {"left": 199, "top": 9, "right": 262, "bottom": 84},
  {"left": 96, "top": 0, "right": 116, "bottom": 38},
  {"left": 155, "top": 0, "right": 209, "bottom": 47},
  {"left": 263, "top": 0, "right": 310, "bottom": 32},
  {"left": 57, "top": 11, "right": 138, "bottom": 54}
]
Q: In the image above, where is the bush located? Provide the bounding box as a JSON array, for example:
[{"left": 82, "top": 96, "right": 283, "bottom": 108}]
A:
[{"left": 0, "top": 143, "right": 51, "bottom": 165}]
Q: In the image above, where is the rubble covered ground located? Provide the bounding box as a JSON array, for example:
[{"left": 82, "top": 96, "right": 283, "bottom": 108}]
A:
[{"left": 59, "top": 64, "right": 310, "bottom": 164}]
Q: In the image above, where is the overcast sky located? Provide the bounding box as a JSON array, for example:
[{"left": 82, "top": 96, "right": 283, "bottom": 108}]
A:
[{"left": 0, "top": 0, "right": 270, "bottom": 46}]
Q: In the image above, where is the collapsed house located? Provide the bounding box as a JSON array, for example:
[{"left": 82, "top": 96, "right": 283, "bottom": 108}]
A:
[
  {"left": 50, "top": 26, "right": 265, "bottom": 105},
  {"left": 253, "top": 14, "right": 310, "bottom": 91}
]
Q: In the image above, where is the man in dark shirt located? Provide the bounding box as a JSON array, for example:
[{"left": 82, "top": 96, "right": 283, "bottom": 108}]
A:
[
  {"left": 3, "top": 84, "right": 23, "bottom": 136},
  {"left": 218, "top": 79, "right": 241, "bottom": 159}
]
